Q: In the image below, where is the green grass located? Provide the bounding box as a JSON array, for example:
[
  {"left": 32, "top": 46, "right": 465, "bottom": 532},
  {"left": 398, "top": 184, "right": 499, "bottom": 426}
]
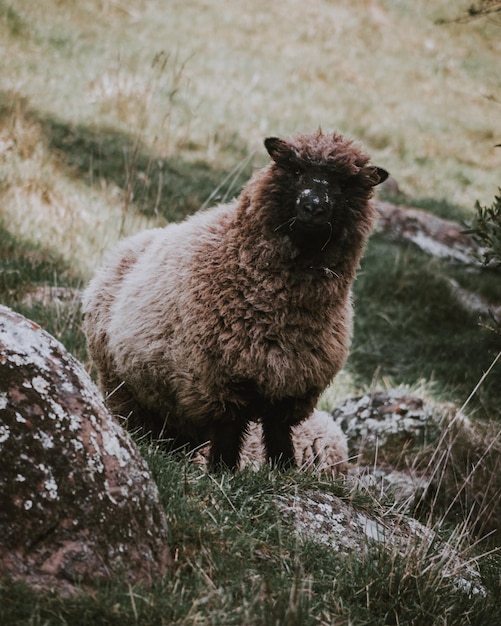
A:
[
  {"left": 0, "top": 221, "right": 70, "bottom": 297},
  {"left": 350, "top": 236, "right": 501, "bottom": 418},
  {"left": 1, "top": 451, "right": 500, "bottom": 626},
  {"left": 42, "top": 114, "right": 252, "bottom": 223},
  {"left": 0, "top": 1, "right": 27, "bottom": 36},
  {"left": 1, "top": 0, "right": 501, "bottom": 623},
  {"left": 0, "top": 220, "right": 88, "bottom": 362}
]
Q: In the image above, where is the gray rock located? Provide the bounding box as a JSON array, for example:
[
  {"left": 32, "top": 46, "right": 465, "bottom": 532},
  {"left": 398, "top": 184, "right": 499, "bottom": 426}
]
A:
[
  {"left": 332, "top": 389, "right": 444, "bottom": 463},
  {"left": 346, "top": 465, "right": 430, "bottom": 513},
  {"left": 279, "top": 490, "right": 486, "bottom": 597},
  {"left": 0, "top": 305, "right": 170, "bottom": 592},
  {"left": 331, "top": 389, "right": 448, "bottom": 512},
  {"left": 375, "top": 200, "right": 483, "bottom": 266}
]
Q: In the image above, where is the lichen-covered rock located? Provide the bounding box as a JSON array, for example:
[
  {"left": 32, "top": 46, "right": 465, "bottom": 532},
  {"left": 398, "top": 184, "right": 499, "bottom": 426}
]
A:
[
  {"left": 347, "top": 465, "right": 431, "bottom": 513},
  {"left": 280, "top": 490, "right": 486, "bottom": 597},
  {"left": 0, "top": 305, "right": 170, "bottom": 592},
  {"left": 332, "top": 389, "right": 444, "bottom": 464}
]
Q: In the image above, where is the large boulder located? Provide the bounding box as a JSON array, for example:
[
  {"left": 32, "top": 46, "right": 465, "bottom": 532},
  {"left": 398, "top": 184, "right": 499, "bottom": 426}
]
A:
[{"left": 0, "top": 305, "right": 170, "bottom": 592}]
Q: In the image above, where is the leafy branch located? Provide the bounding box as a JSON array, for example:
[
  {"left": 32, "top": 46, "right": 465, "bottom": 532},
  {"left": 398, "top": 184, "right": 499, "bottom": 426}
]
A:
[
  {"left": 465, "top": 190, "right": 501, "bottom": 267},
  {"left": 437, "top": 1, "right": 501, "bottom": 24}
]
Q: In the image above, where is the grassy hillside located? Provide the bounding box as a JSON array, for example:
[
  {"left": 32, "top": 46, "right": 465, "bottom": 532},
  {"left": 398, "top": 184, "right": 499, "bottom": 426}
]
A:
[{"left": 1, "top": 0, "right": 500, "bottom": 623}]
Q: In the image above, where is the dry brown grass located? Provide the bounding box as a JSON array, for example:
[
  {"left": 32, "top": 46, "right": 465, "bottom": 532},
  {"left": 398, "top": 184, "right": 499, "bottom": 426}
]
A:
[
  {"left": 3, "top": 1, "right": 501, "bottom": 195},
  {"left": 2, "top": 0, "right": 500, "bottom": 281},
  {"left": 0, "top": 96, "right": 161, "bottom": 277}
]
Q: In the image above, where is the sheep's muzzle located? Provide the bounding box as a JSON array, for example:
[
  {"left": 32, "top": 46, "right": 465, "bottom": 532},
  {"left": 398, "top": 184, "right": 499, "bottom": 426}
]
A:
[{"left": 295, "top": 179, "right": 333, "bottom": 227}]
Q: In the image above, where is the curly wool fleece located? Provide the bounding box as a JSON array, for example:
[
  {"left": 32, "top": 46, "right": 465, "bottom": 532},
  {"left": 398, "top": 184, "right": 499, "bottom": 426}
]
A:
[{"left": 83, "top": 130, "right": 387, "bottom": 470}]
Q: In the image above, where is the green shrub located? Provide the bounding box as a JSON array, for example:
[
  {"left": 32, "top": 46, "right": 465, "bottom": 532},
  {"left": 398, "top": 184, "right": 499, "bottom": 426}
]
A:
[{"left": 467, "top": 190, "right": 501, "bottom": 267}]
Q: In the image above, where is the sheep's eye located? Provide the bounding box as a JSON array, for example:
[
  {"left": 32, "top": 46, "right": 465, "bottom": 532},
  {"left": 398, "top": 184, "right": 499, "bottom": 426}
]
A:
[
  {"left": 285, "top": 159, "right": 302, "bottom": 178},
  {"left": 288, "top": 163, "right": 303, "bottom": 177}
]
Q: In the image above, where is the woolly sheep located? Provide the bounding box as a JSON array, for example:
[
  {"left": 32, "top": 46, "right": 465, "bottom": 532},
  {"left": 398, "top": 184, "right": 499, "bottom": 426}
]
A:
[{"left": 83, "top": 130, "right": 387, "bottom": 470}]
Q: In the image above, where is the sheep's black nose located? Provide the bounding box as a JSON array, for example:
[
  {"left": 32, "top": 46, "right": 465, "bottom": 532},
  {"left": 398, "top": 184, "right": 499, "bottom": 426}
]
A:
[{"left": 296, "top": 189, "right": 328, "bottom": 223}]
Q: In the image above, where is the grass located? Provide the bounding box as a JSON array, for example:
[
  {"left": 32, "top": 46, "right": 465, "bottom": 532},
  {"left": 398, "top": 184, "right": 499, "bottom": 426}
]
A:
[
  {"left": 1, "top": 452, "right": 500, "bottom": 625},
  {"left": 351, "top": 236, "right": 501, "bottom": 418},
  {"left": 1, "top": 0, "right": 501, "bottom": 623}
]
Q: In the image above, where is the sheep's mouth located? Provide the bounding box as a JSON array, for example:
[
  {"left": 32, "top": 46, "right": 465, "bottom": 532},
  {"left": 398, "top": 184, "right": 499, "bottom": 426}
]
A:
[
  {"left": 295, "top": 217, "right": 331, "bottom": 230},
  {"left": 290, "top": 219, "right": 335, "bottom": 252},
  {"left": 274, "top": 216, "right": 334, "bottom": 243},
  {"left": 293, "top": 217, "right": 334, "bottom": 236}
]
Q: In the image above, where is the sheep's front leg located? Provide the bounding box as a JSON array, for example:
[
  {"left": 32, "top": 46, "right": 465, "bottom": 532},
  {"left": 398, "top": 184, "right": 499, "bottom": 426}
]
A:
[
  {"left": 209, "top": 418, "right": 248, "bottom": 471},
  {"left": 261, "top": 395, "right": 318, "bottom": 469},
  {"left": 261, "top": 417, "right": 295, "bottom": 469}
]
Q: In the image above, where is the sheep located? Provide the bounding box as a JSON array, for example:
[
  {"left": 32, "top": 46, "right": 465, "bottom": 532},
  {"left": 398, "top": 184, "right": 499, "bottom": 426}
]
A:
[{"left": 82, "top": 130, "right": 388, "bottom": 471}]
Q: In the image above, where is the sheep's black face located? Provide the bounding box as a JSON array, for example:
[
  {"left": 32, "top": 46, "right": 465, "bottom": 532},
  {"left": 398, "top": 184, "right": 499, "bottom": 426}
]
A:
[
  {"left": 264, "top": 135, "right": 388, "bottom": 255},
  {"left": 294, "top": 168, "right": 337, "bottom": 229},
  {"left": 289, "top": 166, "right": 352, "bottom": 256}
]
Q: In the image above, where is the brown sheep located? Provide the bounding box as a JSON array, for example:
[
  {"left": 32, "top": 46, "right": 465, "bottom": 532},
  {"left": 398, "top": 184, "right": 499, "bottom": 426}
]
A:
[{"left": 82, "top": 130, "right": 387, "bottom": 470}]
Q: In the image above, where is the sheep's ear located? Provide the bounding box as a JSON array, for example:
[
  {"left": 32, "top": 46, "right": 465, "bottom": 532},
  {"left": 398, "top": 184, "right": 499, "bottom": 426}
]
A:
[
  {"left": 362, "top": 166, "right": 389, "bottom": 187},
  {"left": 375, "top": 167, "right": 389, "bottom": 185},
  {"left": 264, "top": 137, "right": 294, "bottom": 164}
]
